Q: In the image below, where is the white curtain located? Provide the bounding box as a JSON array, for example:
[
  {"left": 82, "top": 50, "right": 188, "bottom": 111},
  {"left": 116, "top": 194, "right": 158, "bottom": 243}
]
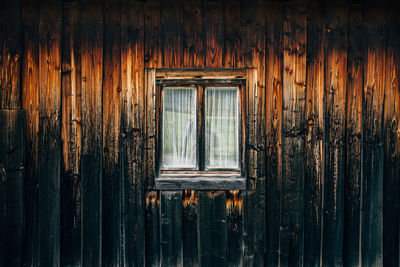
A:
[
  {"left": 205, "top": 87, "right": 239, "bottom": 169},
  {"left": 162, "top": 87, "right": 196, "bottom": 168}
]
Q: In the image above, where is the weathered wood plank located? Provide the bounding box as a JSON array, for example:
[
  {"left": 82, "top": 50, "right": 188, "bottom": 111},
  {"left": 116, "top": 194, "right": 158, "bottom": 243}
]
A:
[
  {"left": 223, "top": 0, "right": 242, "bottom": 68},
  {"left": 60, "top": 1, "right": 82, "bottom": 265},
  {"left": 182, "top": 0, "right": 203, "bottom": 68},
  {"left": 145, "top": 0, "right": 161, "bottom": 69},
  {"left": 160, "top": 191, "right": 183, "bottom": 266},
  {"left": 121, "top": 0, "right": 145, "bottom": 265},
  {"left": 183, "top": 190, "right": 200, "bottom": 266},
  {"left": 361, "top": 4, "right": 386, "bottom": 266},
  {"left": 102, "top": 0, "right": 122, "bottom": 265},
  {"left": 303, "top": 1, "right": 324, "bottom": 266},
  {"left": 204, "top": 0, "right": 224, "bottom": 68},
  {"left": 145, "top": 191, "right": 160, "bottom": 267},
  {"left": 0, "top": 0, "right": 21, "bottom": 109},
  {"left": 81, "top": 0, "right": 103, "bottom": 265},
  {"left": 199, "top": 191, "right": 227, "bottom": 266},
  {"left": 322, "top": 3, "right": 348, "bottom": 266},
  {"left": 37, "top": 0, "right": 62, "bottom": 265},
  {"left": 343, "top": 4, "right": 363, "bottom": 266},
  {"left": 265, "top": 1, "right": 283, "bottom": 265},
  {"left": 241, "top": 0, "right": 265, "bottom": 265},
  {"left": 21, "top": 0, "right": 39, "bottom": 264},
  {"left": 280, "top": 2, "right": 307, "bottom": 265},
  {"left": 0, "top": 110, "right": 25, "bottom": 267},
  {"left": 226, "top": 190, "right": 244, "bottom": 267},
  {"left": 161, "top": 0, "right": 182, "bottom": 67},
  {"left": 383, "top": 3, "right": 400, "bottom": 266}
]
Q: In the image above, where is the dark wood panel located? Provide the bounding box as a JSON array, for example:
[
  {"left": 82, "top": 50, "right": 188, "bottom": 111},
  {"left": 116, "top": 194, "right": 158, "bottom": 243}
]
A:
[
  {"left": 21, "top": 0, "right": 39, "bottom": 264},
  {"left": 265, "top": 1, "right": 283, "bottom": 265},
  {"left": 204, "top": 0, "right": 224, "bottom": 68},
  {"left": 383, "top": 3, "right": 400, "bottom": 266},
  {"left": 182, "top": 0, "right": 203, "bottom": 68},
  {"left": 145, "top": 191, "right": 160, "bottom": 266},
  {"left": 361, "top": 4, "right": 386, "bottom": 266},
  {"left": 322, "top": 3, "right": 347, "bottom": 266},
  {"left": 121, "top": 0, "right": 145, "bottom": 265},
  {"left": 344, "top": 4, "right": 363, "bottom": 266},
  {"left": 80, "top": 0, "right": 103, "bottom": 265},
  {"left": 0, "top": 110, "right": 24, "bottom": 267},
  {"left": 37, "top": 0, "right": 61, "bottom": 265},
  {"left": 0, "top": 0, "right": 21, "bottom": 109},
  {"left": 102, "top": 0, "right": 122, "bottom": 265},
  {"left": 183, "top": 190, "right": 200, "bottom": 266},
  {"left": 60, "top": 1, "right": 82, "bottom": 265},
  {"left": 280, "top": 2, "right": 307, "bottom": 265}
]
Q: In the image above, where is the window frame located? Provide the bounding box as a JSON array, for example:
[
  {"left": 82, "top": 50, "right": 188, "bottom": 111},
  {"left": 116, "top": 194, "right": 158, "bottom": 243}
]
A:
[{"left": 145, "top": 68, "right": 258, "bottom": 190}]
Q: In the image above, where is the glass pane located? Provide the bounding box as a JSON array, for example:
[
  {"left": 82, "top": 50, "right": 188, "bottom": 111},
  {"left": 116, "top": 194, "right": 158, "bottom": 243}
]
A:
[
  {"left": 205, "top": 87, "right": 239, "bottom": 169},
  {"left": 162, "top": 87, "right": 197, "bottom": 168}
]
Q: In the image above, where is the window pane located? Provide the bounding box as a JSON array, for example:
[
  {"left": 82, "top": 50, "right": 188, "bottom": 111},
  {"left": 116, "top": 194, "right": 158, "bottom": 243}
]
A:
[
  {"left": 205, "top": 87, "right": 239, "bottom": 169},
  {"left": 162, "top": 87, "right": 197, "bottom": 168}
]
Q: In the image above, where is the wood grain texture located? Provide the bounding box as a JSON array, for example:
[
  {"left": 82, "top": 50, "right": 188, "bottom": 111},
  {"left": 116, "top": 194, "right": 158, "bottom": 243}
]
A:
[
  {"left": 121, "top": 0, "right": 145, "bottom": 265},
  {"left": 37, "top": 0, "right": 61, "bottom": 265},
  {"left": 102, "top": 0, "right": 122, "bottom": 265},
  {"left": 0, "top": 110, "right": 24, "bottom": 267},
  {"left": 322, "top": 3, "right": 347, "bottom": 266},
  {"left": 383, "top": 3, "right": 400, "bottom": 266},
  {"left": 303, "top": 2, "right": 324, "bottom": 266},
  {"left": 21, "top": 0, "right": 39, "bottom": 264},
  {"left": 80, "top": 0, "right": 103, "bottom": 265},
  {"left": 361, "top": 4, "right": 386, "bottom": 266},
  {"left": 0, "top": 0, "right": 21, "bottom": 109},
  {"left": 60, "top": 1, "right": 82, "bottom": 265},
  {"left": 280, "top": 2, "right": 307, "bottom": 265},
  {"left": 182, "top": 0, "right": 203, "bottom": 68},
  {"left": 265, "top": 1, "right": 283, "bottom": 265},
  {"left": 204, "top": 0, "right": 224, "bottom": 68},
  {"left": 344, "top": 4, "right": 363, "bottom": 266}
]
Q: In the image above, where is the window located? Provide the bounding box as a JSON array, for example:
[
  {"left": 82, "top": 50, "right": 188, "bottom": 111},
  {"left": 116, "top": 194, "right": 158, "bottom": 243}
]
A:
[{"left": 145, "top": 69, "right": 258, "bottom": 190}]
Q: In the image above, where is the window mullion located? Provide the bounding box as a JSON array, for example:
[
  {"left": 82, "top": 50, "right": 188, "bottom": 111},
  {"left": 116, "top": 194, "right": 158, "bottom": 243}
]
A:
[{"left": 197, "top": 85, "right": 205, "bottom": 171}]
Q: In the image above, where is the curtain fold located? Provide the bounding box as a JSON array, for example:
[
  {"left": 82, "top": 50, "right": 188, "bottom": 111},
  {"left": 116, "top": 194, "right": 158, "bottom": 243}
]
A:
[{"left": 205, "top": 87, "right": 239, "bottom": 169}]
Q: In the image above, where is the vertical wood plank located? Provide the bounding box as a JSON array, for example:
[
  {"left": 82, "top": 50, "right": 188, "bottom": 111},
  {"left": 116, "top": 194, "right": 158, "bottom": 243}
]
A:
[
  {"left": 0, "top": 110, "right": 25, "bottom": 266},
  {"left": 322, "top": 3, "right": 348, "bottom": 266},
  {"left": 303, "top": 1, "right": 324, "bottom": 266},
  {"left": 265, "top": 1, "right": 283, "bottom": 265},
  {"left": 223, "top": 0, "right": 242, "bottom": 68},
  {"left": 145, "top": 0, "right": 161, "bottom": 69},
  {"left": 102, "top": 0, "right": 122, "bottom": 265},
  {"left": 383, "top": 3, "right": 400, "bottom": 266},
  {"left": 145, "top": 191, "right": 160, "bottom": 267},
  {"left": 199, "top": 191, "right": 227, "bottom": 267},
  {"left": 280, "top": 2, "right": 307, "bottom": 265},
  {"left": 182, "top": 0, "right": 203, "bottom": 68},
  {"left": 60, "top": 1, "right": 82, "bottom": 265},
  {"left": 183, "top": 190, "right": 200, "bottom": 266},
  {"left": 121, "top": 0, "right": 145, "bottom": 265},
  {"left": 242, "top": 0, "right": 265, "bottom": 265},
  {"left": 81, "top": 0, "right": 103, "bottom": 265},
  {"left": 0, "top": 0, "right": 21, "bottom": 109},
  {"left": 161, "top": 0, "right": 183, "bottom": 67},
  {"left": 160, "top": 191, "right": 183, "bottom": 266},
  {"left": 21, "top": 0, "right": 39, "bottom": 264},
  {"left": 37, "top": 0, "right": 61, "bottom": 265},
  {"left": 361, "top": 3, "right": 386, "bottom": 266},
  {"left": 226, "top": 190, "right": 244, "bottom": 267},
  {"left": 204, "top": 0, "right": 224, "bottom": 68},
  {"left": 343, "top": 3, "right": 363, "bottom": 266}
]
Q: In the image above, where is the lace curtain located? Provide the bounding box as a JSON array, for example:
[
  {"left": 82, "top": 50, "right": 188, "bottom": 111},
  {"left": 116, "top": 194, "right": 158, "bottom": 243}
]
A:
[
  {"left": 205, "top": 87, "right": 239, "bottom": 169},
  {"left": 162, "top": 87, "right": 197, "bottom": 168}
]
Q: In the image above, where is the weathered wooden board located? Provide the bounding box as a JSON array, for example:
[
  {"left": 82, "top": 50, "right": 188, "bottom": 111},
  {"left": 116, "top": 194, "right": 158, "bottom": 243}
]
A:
[
  {"left": 60, "top": 1, "right": 81, "bottom": 265},
  {"left": 0, "top": 0, "right": 21, "bottom": 109},
  {"left": 80, "top": 0, "right": 103, "bottom": 265},
  {"left": 182, "top": 0, "right": 203, "bottom": 68},
  {"left": 0, "top": 110, "right": 24, "bottom": 267},
  {"left": 121, "top": 0, "right": 145, "bottom": 265},
  {"left": 303, "top": 1, "right": 324, "bottom": 266},
  {"left": 21, "top": 0, "right": 39, "bottom": 264},
  {"left": 265, "top": 1, "right": 283, "bottom": 265},
  {"left": 361, "top": 4, "right": 386, "bottom": 266},
  {"left": 344, "top": 4, "right": 363, "bottom": 266},
  {"left": 37, "top": 0, "right": 61, "bottom": 265},
  {"left": 280, "top": 2, "right": 307, "bottom": 265},
  {"left": 322, "top": 3, "right": 347, "bottom": 266}
]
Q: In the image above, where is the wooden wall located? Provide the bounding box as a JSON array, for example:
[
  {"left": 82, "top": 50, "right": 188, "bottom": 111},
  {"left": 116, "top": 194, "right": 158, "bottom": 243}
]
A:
[{"left": 0, "top": 0, "right": 399, "bottom": 266}]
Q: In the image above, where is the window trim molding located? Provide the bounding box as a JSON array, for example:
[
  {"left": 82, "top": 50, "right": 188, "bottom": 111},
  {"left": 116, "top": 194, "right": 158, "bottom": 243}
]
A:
[{"left": 144, "top": 68, "right": 258, "bottom": 191}]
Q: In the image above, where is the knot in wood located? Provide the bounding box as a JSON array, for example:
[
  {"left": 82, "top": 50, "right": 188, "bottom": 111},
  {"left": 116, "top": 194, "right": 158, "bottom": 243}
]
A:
[{"left": 0, "top": 163, "right": 6, "bottom": 182}]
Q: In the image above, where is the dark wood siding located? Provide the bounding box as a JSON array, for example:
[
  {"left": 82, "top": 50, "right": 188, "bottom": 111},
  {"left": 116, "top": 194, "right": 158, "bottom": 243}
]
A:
[{"left": 0, "top": 0, "right": 399, "bottom": 266}]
